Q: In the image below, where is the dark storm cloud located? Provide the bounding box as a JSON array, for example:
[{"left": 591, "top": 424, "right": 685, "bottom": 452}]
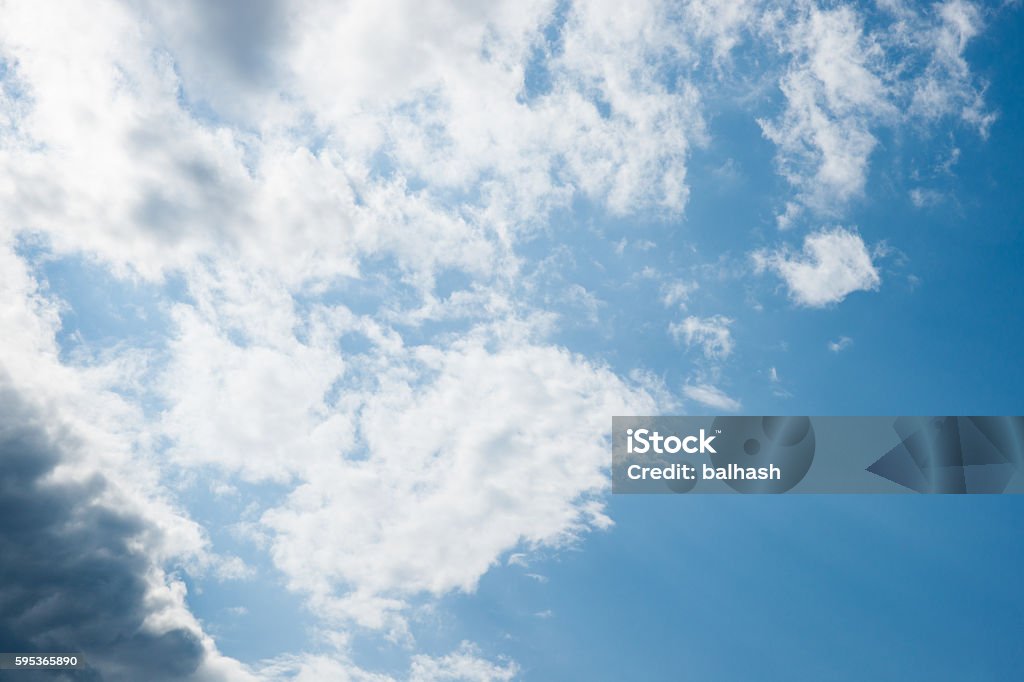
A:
[{"left": 0, "top": 377, "right": 207, "bottom": 681}]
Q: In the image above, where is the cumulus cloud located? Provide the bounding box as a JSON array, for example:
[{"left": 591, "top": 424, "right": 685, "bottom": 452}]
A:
[
  {"left": 1, "top": 0, "right": 694, "bottom": 669},
  {"left": 0, "top": 0, "right": 1003, "bottom": 677},
  {"left": 0, "top": 0, "right": 711, "bottom": 290},
  {"left": 0, "top": 240, "right": 255, "bottom": 680},
  {"left": 682, "top": 382, "right": 742, "bottom": 412},
  {"left": 0, "top": 377, "right": 254, "bottom": 682},
  {"left": 669, "top": 315, "right": 735, "bottom": 359},
  {"left": 257, "top": 329, "right": 657, "bottom": 632},
  {"left": 753, "top": 227, "right": 881, "bottom": 307}
]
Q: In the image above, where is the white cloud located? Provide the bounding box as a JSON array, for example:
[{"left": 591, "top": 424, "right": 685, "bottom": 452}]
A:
[
  {"left": 909, "top": 0, "right": 995, "bottom": 134},
  {"left": 506, "top": 553, "right": 529, "bottom": 568},
  {"left": 909, "top": 187, "right": 944, "bottom": 207},
  {"left": 0, "top": 0, "right": 707, "bottom": 292},
  {"left": 753, "top": 227, "right": 881, "bottom": 307},
  {"left": 1, "top": 0, "right": 700, "bottom": 667},
  {"left": 758, "top": 4, "right": 895, "bottom": 213},
  {"left": 683, "top": 0, "right": 757, "bottom": 64},
  {"left": 259, "top": 642, "right": 515, "bottom": 682},
  {"left": 759, "top": 0, "right": 992, "bottom": 216},
  {"left": 661, "top": 280, "right": 699, "bottom": 308},
  {"left": 562, "top": 284, "right": 604, "bottom": 324},
  {"left": 669, "top": 315, "right": 735, "bottom": 359},
  {"left": 409, "top": 642, "right": 518, "bottom": 682},
  {"left": 682, "top": 382, "right": 742, "bottom": 412},
  {"left": 828, "top": 336, "right": 854, "bottom": 352},
  {"left": 776, "top": 201, "right": 802, "bottom": 230},
  {"left": 256, "top": 330, "right": 657, "bottom": 632},
  {"left": 159, "top": 294, "right": 353, "bottom": 482},
  {"left": 0, "top": 0, "right": 1003, "bottom": 677},
  {"left": 0, "top": 240, "right": 253, "bottom": 681}
]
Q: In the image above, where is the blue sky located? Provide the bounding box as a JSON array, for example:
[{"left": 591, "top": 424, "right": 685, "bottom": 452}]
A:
[{"left": 1, "top": 1, "right": 1023, "bottom": 680}]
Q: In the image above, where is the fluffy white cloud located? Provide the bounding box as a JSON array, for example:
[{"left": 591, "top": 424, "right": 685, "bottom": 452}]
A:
[
  {"left": 0, "top": 0, "right": 1002, "bottom": 677},
  {"left": 753, "top": 227, "right": 881, "bottom": 307},
  {"left": 0, "top": 0, "right": 699, "bottom": 670},
  {"left": 159, "top": 294, "right": 353, "bottom": 482},
  {"left": 669, "top": 315, "right": 735, "bottom": 359},
  {"left": 0, "top": 0, "right": 711, "bottom": 293},
  {"left": 682, "top": 382, "right": 741, "bottom": 412},
  {"left": 255, "top": 326, "right": 657, "bottom": 632}
]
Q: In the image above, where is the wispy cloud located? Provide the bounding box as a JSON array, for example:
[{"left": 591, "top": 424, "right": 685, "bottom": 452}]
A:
[
  {"left": 683, "top": 382, "right": 742, "bottom": 412},
  {"left": 670, "top": 315, "right": 735, "bottom": 359},
  {"left": 828, "top": 336, "right": 854, "bottom": 353}
]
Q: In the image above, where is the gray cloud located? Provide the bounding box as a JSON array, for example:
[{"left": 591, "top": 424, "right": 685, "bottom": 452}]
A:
[{"left": 0, "top": 377, "right": 207, "bottom": 682}]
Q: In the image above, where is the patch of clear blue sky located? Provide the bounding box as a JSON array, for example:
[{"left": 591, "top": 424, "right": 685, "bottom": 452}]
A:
[
  {"left": 177, "top": 476, "right": 315, "bottom": 662},
  {"left": 24, "top": 249, "right": 178, "bottom": 360}
]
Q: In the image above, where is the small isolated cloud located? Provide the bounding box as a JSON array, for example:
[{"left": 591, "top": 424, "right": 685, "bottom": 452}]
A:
[
  {"left": 753, "top": 227, "right": 881, "bottom": 307},
  {"left": 711, "top": 158, "right": 742, "bottom": 185},
  {"left": 828, "top": 336, "right": 854, "bottom": 352},
  {"left": 909, "top": 188, "right": 944, "bottom": 207},
  {"left": 211, "top": 555, "right": 255, "bottom": 582},
  {"left": 534, "top": 610, "right": 554, "bottom": 619},
  {"left": 777, "top": 201, "right": 802, "bottom": 230},
  {"left": 768, "top": 367, "right": 792, "bottom": 398},
  {"left": 506, "top": 553, "right": 528, "bottom": 568},
  {"left": 525, "top": 573, "right": 549, "bottom": 584},
  {"left": 563, "top": 284, "right": 603, "bottom": 325},
  {"left": 661, "top": 280, "right": 699, "bottom": 309},
  {"left": 669, "top": 315, "right": 735, "bottom": 359},
  {"left": 682, "top": 383, "right": 742, "bottom": 412}
]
